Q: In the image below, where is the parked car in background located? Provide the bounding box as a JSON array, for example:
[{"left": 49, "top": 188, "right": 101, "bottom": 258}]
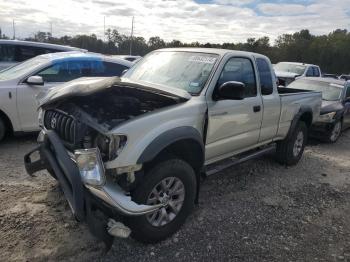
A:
[
  {"left": 274, "top": 62, "right": 322, "bottom": 86},
  {"left": 339, "top": 74, "right": 350, "bottom": 81},
  {"left": 0, "top": 51, "right": 132, "bottom": 141},
  {"left": 25, "top": 48, "right": 321, "bottom": 245},
  {"left": 112, "top": 55, "right": 142, "bottom": 62},
  {"left": 288, "top": 77, "right": 350, "bottom": 142},
  {"left": 0, "top": 40, "right": 86, "bottom": 71}
]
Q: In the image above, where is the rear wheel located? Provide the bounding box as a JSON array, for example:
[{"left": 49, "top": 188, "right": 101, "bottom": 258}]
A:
[
  {"left": 276, "top": 121, "right": 307, "bottom": 166},
  {"left": 127, "top": 158, "right": 196, "bottom": 243}
]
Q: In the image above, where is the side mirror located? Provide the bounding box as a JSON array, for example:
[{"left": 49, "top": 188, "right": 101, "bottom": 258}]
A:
[
  {"left": 216, "top": 81, "right": 245, "bottom": 100},
  {"left": 121, "top": 69, "right": 128, "bottom": 75},
  {"left": 26, "top": 76, "right": 44, "bottom": 86}
]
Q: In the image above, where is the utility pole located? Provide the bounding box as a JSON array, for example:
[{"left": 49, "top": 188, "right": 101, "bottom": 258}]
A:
[
  {"left": 50, "top": 22, "right": 52, "bottom": 37},
  {"left": 129, "top": 16, "right": 134, "bottom": 55},
  {"left": 103, "top": 16, "right": 106, "bottom": 42},
  {"left": 12, "top": 19, "right": 15, "bottom": 39}
]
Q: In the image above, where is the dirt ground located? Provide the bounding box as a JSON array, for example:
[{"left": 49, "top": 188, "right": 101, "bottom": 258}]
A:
[{"left": 0, "top": 130, "right": 349, "bottom": 262}]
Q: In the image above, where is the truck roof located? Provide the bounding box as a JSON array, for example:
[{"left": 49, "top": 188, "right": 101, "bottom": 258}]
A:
[{"left": 157, "top": 48, "right": 269, "bottom": 59}]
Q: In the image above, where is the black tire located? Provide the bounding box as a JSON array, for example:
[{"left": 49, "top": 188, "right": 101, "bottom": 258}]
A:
[
  {"left": 324, "top": 120, "right": 342, "bottom": 143},
  {"left": 276, "top": 121, "right": 307, "bottom": 166},
  {"left": 127, "top": 158, "right": 197, "bottom": 243},
  {"left": 0, "top": 117, "right": 6, "bottom": 142}
]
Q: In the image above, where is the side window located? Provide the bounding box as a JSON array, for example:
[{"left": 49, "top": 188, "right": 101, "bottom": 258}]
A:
[
  {"left": 37, "top": 60, "right": 86, "bottom": 82},
  {"left": 102, "top": 62, "right": 129, "bottom": 77},
  {"left": 306, "top": 67, "right": 313, "bottom": 77},
  {"left": 256, "top": 58, "right": 273, "bottom": 95},
  {"left": 217, "top": 57, "right": 257, "bottom": 98},
  {"left": 0, "top": 44, "right": 16, "bottom": 62},
  {"left": 17, "top": 46, "right": 37, "bottom": 62},
  {"left": 34, "top": 47, "right": 57, "bottom": 56},
  {"left": 313, "top": 67, "right": 320, "bottom": 77}
]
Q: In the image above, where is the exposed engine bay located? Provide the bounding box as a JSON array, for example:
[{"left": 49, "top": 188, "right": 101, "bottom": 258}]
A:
[
  {"left": 42, "top": 84, "right": 185, "bottom": 160},
  {"left": 56, "top": 85, "right": 179, "bottom": 130}
]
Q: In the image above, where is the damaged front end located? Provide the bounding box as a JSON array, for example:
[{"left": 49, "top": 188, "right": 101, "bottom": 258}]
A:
[{"left": 24, "top": 76, "right": 190, "bottom": 247}]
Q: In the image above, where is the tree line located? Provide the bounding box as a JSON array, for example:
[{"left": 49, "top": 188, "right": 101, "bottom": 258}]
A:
[{"left": 1, "top": 28, "right": 349, "bottom": 74}]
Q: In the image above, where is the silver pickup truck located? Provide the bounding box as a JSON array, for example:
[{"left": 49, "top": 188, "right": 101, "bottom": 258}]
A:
[{"left": 24, "top": 48, "right": 322, "bottom": 247}]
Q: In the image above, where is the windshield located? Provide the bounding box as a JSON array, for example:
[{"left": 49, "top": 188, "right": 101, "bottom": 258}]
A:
[
  {"left": 288, "top": 79, "right": 342, "bottom": 101},
  {"left": 274, "top": 63, "right": 306, "bottom": 75},
  {"left": 123, "top": 51, "right": 218, "bottom": 94},
  {"left": 0, "top": 56, "right": 48, "bottom": 80}
]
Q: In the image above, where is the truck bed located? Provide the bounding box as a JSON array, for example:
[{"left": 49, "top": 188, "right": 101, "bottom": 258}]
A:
[{"left": 275, "top": 87, "right": 322, "bottom": 140}]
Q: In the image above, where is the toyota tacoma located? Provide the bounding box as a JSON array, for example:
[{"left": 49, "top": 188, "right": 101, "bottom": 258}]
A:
[{"left": 24, "top": 48, "right": 322, "bottom": 247}]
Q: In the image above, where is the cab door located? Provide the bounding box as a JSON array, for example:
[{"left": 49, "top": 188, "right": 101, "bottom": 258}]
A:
[
  {"left": 255, "top": 57, "right": 280, "bottom": 142},
  {"left": 205, "top": 56, "right": 263, "bottom": 162}
]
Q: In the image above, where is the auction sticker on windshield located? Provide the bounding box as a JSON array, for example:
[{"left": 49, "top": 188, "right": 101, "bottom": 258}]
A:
[{"left": 188, "top": 56, "right": 217, "bottom": 64}]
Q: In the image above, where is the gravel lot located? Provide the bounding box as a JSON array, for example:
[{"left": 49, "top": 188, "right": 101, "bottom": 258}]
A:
[{"left": 0, "top": 131, "right": 349, "bottom": 262}]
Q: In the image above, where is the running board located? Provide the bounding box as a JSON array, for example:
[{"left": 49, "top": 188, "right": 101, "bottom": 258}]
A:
[{"left": 205, "top": 144, "right": 276, "bottom": 176}]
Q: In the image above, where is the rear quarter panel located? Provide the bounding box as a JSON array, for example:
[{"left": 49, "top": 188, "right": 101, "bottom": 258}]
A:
[{"left": 276, "top": 91, "right": 322, "bottom": 140}]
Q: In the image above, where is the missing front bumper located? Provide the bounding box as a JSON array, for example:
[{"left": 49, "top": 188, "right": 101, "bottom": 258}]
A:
[{"left": 24, "top": 130, "right": 161, "bottom": 217}]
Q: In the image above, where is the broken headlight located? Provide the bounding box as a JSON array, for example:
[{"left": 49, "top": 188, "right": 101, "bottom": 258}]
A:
[
  {"left": 38, "top": 108, "right": 44, "bottom": 127},
  {"left": 95, "top": 134, "right": 127, "bottom": 160},
  {"left": 318, "top": 112, "right": 336, "bottom": 123},
  {"left": 75, "top": 148, "right": 106, "bottom": 187}
]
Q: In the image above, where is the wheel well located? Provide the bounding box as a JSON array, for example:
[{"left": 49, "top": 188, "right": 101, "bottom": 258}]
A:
[
  {"left": 0, "top": 110, "right": 13, "bottom": 135},
  {"left": 145, "top": 139, "right": 204, "bottom": 175},
  {"left": 299, "top": 111, "right": 312, "bottom": 128}
]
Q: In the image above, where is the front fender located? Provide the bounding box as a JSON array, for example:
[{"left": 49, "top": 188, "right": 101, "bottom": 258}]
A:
[{"left": 137, "top": 126, "right": 204, "bottom": 164}]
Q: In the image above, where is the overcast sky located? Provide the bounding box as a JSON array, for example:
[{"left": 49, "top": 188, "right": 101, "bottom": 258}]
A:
[{"left": 0, "top": 0, "right": 349, "bottom": 44}]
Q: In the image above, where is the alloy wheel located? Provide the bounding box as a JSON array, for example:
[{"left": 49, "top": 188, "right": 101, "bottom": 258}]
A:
[
  {"left": 293, "top": 131, "right": 304, "bottom": 157},
  {"left": 146, "top": 177, "right": 185, "bottom": 227}
]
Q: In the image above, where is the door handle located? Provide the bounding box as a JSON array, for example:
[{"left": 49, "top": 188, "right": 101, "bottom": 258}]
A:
[{"left": 253, "top": 105, "right": 261, "bottom": 112}]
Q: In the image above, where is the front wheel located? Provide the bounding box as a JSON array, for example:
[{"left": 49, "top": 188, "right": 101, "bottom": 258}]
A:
[
  {"left": 127, "top": 159, "right": 197, "bottom": 243},
  {"left": 276, "top": 121, "right": 307, "bottom": 166}
]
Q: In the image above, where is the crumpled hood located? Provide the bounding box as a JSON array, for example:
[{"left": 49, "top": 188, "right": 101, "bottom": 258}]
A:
[
  {"left": 275, "top": 70, "right": 300, "bottom": 78},
  {"left": 320, "top": 100, "right": 343, "bottom": 114},
  {"left": 38, "top": 76, "right": 191, "bottom": 107}
]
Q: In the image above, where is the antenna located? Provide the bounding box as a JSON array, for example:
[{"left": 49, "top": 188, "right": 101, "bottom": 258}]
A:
[
  {"left": 12, "top": 19, "right": 15, "bottom": 39},
  {"left": 129, "top": 16, "right": 134, "bottom": 55}
]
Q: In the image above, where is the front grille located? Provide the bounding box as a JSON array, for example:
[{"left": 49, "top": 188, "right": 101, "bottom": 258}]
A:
[{"left": 44, "top": 110, "right": 76, "bottom": 144}]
